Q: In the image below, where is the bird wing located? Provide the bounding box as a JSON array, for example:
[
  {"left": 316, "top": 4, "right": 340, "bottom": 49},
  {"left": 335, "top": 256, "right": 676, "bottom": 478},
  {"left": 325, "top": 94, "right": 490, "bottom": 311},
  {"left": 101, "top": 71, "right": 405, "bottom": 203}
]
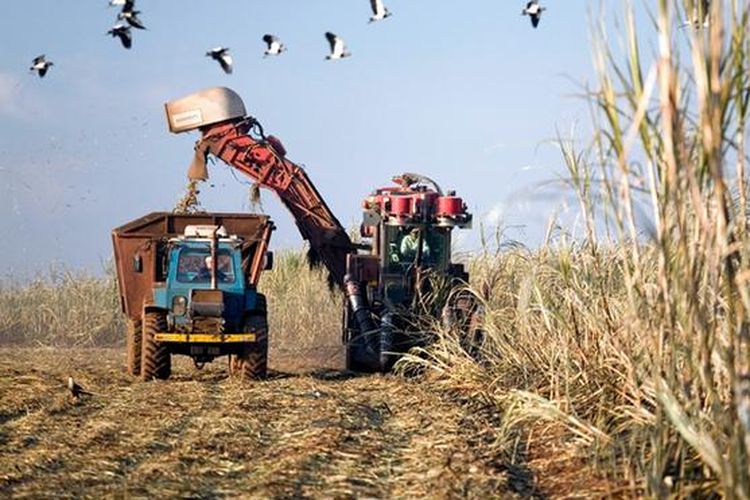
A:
[
  {"left": 531, "top": 14, "right": 540, "bottom": 27},
  {"left": 32, "top": 55, "right": 45, "bottom": 65},
  {"left": 119, "top": 28, "right": 133, "bottom": 48},
  {"left": 127, "top": 12, "right": 146, "bottom": 29},
  {"left": 263, "top": 34, "right": 274, "bottom": 46},
  {"left": 219, "top": 54, "right": 233, "bottom": 74},
  {"left": 370, "top": 0, "right": 383, "bottom": 16},
  {"left": 39, "top": 66, "right": 49, "bottom": 77},
  {"left": 122, "top": 0, "right": 135, "bottom": 13},
  {"left": 325, "top": 32, "right": 337, "bottom": 52}
]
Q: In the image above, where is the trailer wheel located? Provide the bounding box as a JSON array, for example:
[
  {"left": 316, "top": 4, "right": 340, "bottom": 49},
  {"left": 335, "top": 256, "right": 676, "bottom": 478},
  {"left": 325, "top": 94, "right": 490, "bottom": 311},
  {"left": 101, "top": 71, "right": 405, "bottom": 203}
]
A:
[
  {"left": 126, "top": 318, "right": 142, "bottom": 376},
  {"left": 141, "top": 311, "right": 171, "bottom": 381},
  {"left": 235, "top": 295, "right": 268, "bottom": 381}
]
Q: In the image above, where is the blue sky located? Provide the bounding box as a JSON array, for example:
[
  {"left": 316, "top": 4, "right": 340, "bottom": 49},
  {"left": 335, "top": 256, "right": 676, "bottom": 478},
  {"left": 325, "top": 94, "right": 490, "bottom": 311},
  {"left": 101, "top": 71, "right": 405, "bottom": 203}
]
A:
[{"left": 0, "top": 0, "right": 607, "bottom": 277}]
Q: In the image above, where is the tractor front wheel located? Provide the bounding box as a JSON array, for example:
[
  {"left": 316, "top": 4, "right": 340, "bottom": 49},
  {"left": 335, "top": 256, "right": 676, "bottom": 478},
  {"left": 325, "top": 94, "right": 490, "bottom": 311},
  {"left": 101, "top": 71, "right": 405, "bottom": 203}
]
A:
[{"left": 141, "top": 311, "right": 171, "bottom": 381}]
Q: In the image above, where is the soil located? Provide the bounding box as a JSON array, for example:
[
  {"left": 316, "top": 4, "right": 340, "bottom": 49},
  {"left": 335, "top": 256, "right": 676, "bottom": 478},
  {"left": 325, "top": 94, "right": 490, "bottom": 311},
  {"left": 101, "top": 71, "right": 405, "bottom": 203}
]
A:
[{"left": 0, "top": 347, "right": 537, "bottom": 498}]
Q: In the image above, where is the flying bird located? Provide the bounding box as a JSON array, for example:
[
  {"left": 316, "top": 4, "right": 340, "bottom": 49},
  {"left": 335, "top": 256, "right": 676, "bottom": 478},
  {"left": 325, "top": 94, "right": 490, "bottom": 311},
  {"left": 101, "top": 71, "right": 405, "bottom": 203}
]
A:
[
  {"left": 369, "top": 0, "right": 392, "bottom": 23},
  {"left": 117, "top": 0, "right": 135, "bottom": 11},
  {"left": 262, "top": 34, "right": 286, "bottom": 57},
  {"left": 29, "top": 55, "right": 53, "bottom": 78},
  {"left": 206, "top": 47, "right": 233, "bottom": 74},
  {"left": 683, "top": 0, "right": 711, "bottom": 28},
  {"left": 325, "top": 32, "right": 351, "bottom": 60},
  {"left": 108, "top": 24, "right": 132, "bottom": 49},
  {"left": 522, "top": 1, "right": 546, "bottom": 28},
  {"left": 118, "top": 9, "right": 147, "bottom": 30},
  {"left": 67, "top": 377, "right": 92, "bottom": 399}
]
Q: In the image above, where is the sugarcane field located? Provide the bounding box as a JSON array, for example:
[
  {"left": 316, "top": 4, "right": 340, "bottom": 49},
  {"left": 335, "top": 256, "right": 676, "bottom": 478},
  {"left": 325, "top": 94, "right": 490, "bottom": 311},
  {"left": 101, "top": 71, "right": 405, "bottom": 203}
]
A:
[{"left": 2, "top": 1, "right": 750, "bottom": 498}]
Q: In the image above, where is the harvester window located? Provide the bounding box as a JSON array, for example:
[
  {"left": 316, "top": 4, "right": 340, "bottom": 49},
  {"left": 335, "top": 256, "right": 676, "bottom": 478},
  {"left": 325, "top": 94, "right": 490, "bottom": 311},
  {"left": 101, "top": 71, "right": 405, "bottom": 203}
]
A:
[
  {"left": 399, "top": 228, "right": 431, "bottom": 262},
  {"left": 386, "top": 227, "right": 450, "bottom": 272},
  {"left": 176, "top": 249, "right": 235, "bottom": 283}
]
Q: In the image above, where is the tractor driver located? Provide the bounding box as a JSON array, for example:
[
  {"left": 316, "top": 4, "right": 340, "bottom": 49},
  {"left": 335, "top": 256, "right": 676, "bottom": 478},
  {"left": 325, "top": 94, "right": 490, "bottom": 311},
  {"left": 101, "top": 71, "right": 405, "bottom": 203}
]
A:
[
  {"left": 193, "top": 254, "right": 232, "bottom": 282},
  {"left": 399, "top": 227, "right": 430, "bottom": 262}
]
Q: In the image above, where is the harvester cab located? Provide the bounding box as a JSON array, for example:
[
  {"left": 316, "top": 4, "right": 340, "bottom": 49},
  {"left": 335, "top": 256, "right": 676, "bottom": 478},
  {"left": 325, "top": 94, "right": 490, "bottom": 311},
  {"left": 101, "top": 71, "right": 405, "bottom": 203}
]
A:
[
  {"left": 344, "top": 173, "right": 474, "bottom": 372},
  {"left": 112, "top": 212, "right": 274, "bottom": 382}
]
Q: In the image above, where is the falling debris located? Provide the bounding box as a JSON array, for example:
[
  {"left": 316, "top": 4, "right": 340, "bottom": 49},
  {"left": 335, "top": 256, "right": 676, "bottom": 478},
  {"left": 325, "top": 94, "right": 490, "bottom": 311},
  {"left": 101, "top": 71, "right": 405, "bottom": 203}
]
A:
[
  {"left": 173, "top": 180, "right": 205, "bottom": 214},
  {"left": 248, "top": 182, "right": 264, "bottom": 213}
]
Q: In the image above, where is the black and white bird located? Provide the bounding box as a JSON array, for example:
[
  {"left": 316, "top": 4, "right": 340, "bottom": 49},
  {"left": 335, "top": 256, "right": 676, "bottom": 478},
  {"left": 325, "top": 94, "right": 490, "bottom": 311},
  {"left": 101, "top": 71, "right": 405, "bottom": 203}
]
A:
[
  {"left": 206, "top": 47, "right": 233, "bottom": 74},
  {"left": 108, "top": 24, "right": 132, "bottom": 49},
  {"left": 522, "top": 1, "right": 546, "bottom": 28},
  {"left": 325, "top": 32, "right": 351, "bottom": 60},
  {"left": 262, "top": 35, "right": 286, "bottom": 57},
  {"left": 369, "top": 0, "right": 392, "bottom": 23},
  {"left": 118, "top": 9, "right": 146, "bottom": 30},
  {"left": 67, "top": 376, "right": 92, "bottom": 399},
  {"left": 29, "top": 55, "right": 53, "bottom": 78},
  {"left": 683, "top": 0, "right": 711, "bottom": 28}
]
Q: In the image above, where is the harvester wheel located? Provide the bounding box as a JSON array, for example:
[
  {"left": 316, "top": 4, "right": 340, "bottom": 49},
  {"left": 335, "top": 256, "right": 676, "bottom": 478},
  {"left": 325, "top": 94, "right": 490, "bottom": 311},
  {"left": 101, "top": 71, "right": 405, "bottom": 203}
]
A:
[
  {"left": 141, "top": 311, "right": 171, "bottom": 381},
  {"left": 126, "top": 318, "right": 142, "bottom": 376},
  {"left": 235, "top": 312, "right": 268, "bottom": 381}
]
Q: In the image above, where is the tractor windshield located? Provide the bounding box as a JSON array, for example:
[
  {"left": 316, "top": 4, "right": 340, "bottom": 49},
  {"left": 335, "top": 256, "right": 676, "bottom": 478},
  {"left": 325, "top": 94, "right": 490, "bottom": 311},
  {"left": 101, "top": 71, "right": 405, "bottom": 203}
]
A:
[
  {"left": 385, "top": 226, "right": 449, "bottom": 271},
  {"left": 176, "top": 248, "right": 236, "bottom": 283}
]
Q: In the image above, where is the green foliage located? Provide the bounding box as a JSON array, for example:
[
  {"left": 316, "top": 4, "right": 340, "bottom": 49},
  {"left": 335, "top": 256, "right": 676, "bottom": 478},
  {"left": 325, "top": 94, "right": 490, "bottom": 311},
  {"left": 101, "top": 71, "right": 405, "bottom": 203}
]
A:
[{"left": 399, "top": 1, "right": 750, "bottom": 496}]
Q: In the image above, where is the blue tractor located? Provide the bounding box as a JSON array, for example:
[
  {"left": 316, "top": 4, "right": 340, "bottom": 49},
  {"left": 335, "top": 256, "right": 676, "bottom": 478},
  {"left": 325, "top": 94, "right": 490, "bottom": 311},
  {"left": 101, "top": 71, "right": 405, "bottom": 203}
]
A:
[{"left": 112, "top": 212, "right": 274, "bottom": 381}]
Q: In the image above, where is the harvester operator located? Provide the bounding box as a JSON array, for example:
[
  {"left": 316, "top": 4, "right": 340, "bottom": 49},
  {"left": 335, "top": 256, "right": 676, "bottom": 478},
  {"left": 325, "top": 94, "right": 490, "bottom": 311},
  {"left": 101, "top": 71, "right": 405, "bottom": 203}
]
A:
[{"left": 399, "top": 227, "right": 430, "bottom": 262}]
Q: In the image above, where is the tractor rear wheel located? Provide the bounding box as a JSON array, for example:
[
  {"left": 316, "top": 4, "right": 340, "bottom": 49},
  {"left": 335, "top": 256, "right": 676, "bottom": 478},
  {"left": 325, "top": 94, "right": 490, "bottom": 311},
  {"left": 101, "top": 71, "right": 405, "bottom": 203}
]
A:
[
  {"left": 235, "top": 295, "right": 268, "bottom": 381},
  {"left": 141, "top": 311, "right": 171, "bottom": 381},
  {"left": 126, "top": 318, "right": 142, "bottom": 376}
]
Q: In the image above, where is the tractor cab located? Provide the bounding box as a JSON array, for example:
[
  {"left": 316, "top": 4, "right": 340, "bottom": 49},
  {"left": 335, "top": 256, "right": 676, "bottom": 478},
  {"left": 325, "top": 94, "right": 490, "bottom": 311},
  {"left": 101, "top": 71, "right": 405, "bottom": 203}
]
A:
[{"left": 159, "top": 225, "right": 256, "bottom": 333}]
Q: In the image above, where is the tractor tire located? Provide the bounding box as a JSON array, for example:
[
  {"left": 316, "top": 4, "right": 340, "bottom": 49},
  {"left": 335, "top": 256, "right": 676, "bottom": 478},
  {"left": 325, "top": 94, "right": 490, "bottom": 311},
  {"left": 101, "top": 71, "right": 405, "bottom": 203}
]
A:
[
  {"left": 126, "top": 318, "right": 142, "bottom": 376},
  {"left": 141, "top": 311, "right": 171, "bottom": 381},
  {"left": 235, "top": 314, "right": 268, "bottom": 381},
  {"left": 234, "top": 294, "right": 268, "bottom": 381}
]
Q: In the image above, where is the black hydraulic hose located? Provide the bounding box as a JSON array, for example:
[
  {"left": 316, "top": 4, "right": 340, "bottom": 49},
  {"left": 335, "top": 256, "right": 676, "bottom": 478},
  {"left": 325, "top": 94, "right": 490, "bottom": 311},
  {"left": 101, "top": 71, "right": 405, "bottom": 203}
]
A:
[{"left": 344, "top": 274, "right": 378, "bottom": 335}]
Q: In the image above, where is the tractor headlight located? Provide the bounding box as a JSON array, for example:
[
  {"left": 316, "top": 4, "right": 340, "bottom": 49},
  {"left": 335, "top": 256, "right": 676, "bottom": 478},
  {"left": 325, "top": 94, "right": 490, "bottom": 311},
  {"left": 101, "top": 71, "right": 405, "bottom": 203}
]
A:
[{"left": 172, "top": 296, "right": 188, "bottom": 316}]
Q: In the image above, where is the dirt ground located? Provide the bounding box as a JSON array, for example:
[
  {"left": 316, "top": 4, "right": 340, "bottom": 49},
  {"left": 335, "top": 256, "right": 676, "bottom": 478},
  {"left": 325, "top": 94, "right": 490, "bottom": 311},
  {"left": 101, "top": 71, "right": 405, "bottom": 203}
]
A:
[{"left": 0, "top": 347, "right": 535, "bottom": 498}]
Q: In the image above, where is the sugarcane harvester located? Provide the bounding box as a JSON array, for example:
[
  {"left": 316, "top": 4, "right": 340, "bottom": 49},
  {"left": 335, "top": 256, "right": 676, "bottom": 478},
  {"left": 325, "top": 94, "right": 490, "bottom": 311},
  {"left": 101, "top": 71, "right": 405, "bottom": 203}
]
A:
[{"left": 164, "top": 87, "right": 473, "bottom": 372}]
